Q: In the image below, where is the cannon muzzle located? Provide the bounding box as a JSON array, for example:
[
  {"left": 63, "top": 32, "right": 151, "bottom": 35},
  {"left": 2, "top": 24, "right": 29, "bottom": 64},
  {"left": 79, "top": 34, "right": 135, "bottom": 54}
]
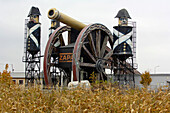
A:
[{"left": 48, "top": 8, "right": 86, "bottom": 31}]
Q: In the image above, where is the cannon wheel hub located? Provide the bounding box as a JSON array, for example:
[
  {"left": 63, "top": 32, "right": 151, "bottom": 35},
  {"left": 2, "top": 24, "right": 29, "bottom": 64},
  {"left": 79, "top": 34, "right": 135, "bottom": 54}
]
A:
[{"left": 96, "top": 59, "right": 104, "bottom": 73}]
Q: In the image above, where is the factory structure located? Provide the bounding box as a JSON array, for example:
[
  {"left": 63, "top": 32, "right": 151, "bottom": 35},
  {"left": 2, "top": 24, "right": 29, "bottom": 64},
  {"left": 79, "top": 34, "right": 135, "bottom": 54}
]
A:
[{"left": 9, "top": 72, "right": 170, "bottom": 89}]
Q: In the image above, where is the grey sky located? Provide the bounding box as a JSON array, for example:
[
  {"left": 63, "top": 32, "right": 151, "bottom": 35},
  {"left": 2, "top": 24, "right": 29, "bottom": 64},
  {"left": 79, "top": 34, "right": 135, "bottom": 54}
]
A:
[{"left": 0, "top": 0, "right": 169, "bottom": 73}]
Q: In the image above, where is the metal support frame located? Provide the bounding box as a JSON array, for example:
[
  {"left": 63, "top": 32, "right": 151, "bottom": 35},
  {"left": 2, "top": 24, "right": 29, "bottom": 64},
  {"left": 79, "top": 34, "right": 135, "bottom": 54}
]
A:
[
  {"left": 24, "top": 51, "right": 41, "bottom": 86},
  {"left": 113, "top": 56, "right": 135, "bottom": 87},
  {"left": 23, "top": 19, "right": 41, "bottom": 86}
]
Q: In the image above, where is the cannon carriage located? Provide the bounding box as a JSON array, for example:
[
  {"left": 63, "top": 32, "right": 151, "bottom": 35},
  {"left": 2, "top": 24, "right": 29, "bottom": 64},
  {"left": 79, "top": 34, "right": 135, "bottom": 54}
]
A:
[
  {"left": 43, "top": 8, "right": 115, "bottom": 87},
  {"left": 23, "top": 7, "right": 137, "bottom": 87}
]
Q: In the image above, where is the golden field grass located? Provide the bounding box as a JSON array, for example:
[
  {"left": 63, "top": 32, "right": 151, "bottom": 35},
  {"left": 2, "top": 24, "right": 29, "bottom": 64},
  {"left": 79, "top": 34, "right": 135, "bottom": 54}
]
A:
[
  {"left": 0, "top": 65, "right": 169, "bottom": 112},
  {"left": 0, "top": 79, "right": 169, "bottom": 113}
]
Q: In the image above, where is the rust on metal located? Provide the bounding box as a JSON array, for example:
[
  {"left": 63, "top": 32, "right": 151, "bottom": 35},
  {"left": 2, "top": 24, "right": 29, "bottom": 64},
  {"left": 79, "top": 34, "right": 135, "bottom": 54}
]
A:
[{"left": 88, "top": 33, "right": 97, "bottom": 58}]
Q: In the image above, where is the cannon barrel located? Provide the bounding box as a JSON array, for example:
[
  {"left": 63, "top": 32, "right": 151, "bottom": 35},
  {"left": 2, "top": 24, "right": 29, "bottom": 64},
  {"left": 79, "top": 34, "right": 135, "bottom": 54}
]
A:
[{"left": 48, "top": 8, "right": 86, "bottom": 31}]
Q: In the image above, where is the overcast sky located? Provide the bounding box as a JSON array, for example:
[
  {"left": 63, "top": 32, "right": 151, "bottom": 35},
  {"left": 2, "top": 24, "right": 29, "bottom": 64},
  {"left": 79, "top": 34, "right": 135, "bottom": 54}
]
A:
[{"left": 0, "top": 0, "right": 169, "bottom": 74}]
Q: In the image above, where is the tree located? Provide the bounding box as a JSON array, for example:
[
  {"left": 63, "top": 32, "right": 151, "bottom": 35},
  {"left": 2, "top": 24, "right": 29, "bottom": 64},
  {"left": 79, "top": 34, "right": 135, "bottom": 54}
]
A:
[
  {"left": 0, "top": 64, "right": 13, "bottom": 86},
  {"left": 140, "top": 71, "right": 152, "bottom": 88}
]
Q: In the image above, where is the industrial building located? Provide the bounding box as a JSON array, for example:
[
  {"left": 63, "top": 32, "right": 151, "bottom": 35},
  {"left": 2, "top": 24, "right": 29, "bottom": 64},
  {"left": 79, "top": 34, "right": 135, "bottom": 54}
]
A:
[{"left": 10, "top": 72, "right": 170, "bottom": 89}]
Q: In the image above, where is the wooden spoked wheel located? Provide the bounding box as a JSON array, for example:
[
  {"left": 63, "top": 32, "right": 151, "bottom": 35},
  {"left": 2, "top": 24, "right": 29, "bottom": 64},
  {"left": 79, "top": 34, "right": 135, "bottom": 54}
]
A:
[
  {"left": 72, "top": 23, "right": 114, "bottom": 82},
  {"left": 43, "top": 26, "right": 71, "bottom": 87}
]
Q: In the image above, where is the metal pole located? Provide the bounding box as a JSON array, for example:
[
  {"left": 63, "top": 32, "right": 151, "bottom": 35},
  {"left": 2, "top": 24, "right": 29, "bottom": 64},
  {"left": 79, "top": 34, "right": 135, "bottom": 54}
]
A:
[{"left": 154, "top": 65, "right": 159, "bottom": 74}]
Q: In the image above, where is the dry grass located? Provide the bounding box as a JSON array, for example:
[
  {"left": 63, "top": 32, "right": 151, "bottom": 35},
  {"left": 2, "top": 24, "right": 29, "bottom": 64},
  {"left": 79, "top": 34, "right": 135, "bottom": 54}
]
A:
[
  {"left": 0, "top": 78, "right": 169, "bottom": 113},
  {"left": 0, "top": 65, "right": 169, "bottom": 112}
]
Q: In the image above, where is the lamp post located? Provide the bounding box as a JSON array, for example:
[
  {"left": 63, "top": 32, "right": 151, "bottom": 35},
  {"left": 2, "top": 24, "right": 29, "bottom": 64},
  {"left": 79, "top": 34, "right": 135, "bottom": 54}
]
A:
[
  {"left": 154, "top": 65, "right": 159, "bottom": 74},
  {"left": 10, "top": 64, "right": 14, "bottom": 72}
]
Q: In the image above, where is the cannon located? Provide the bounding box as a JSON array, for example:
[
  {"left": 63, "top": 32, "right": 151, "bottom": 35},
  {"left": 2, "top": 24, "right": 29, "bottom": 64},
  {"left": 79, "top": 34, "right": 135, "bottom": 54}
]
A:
[{"left": 43, "top": 8, "right": 115, "bottom": 86}]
